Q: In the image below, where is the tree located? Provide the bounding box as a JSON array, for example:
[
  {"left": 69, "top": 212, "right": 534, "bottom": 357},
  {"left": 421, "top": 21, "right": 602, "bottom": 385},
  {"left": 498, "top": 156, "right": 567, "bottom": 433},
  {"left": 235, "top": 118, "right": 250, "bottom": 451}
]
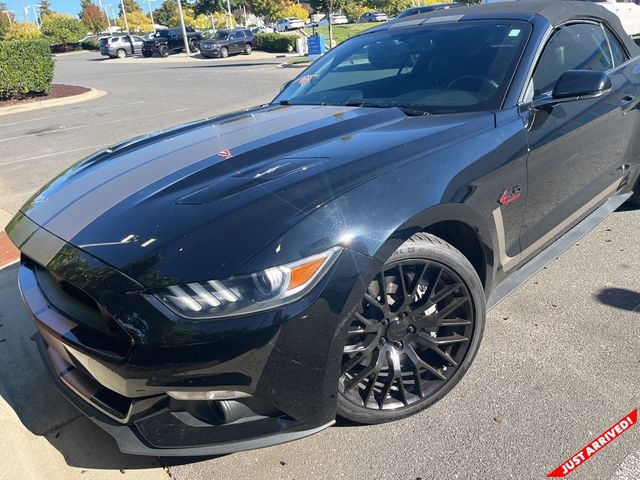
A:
[
  {"left": 342, "top": 1, "right": 367, "bottom": 22},
  {"left": 193, "top": 0, "right": 231, "bottom": 16},
  {"left": 0, "top": 3, "right": 16, "bottom": 39},
  {"left": 80, "top": 2, "right": 108, "bottom": 32},
  {"left": 276, "top": 3, "right": 309, "bottom": 22},
  {"left": 41, "top": 12, "right": 88, "bottom": 44},
  {"left": 5, "top": 22, "right": 41, "bottom": 39},
  {"left": 116, "top": 9, "right": 152, "bottom": 31},
  {"left": 246, "top": 0, "right": 288, "bottom": 22},
  {"left": 39, "top": 0, "right": 52, "bottom": 16},
  {"left": 309, "top": 0, "right": 346, "bottom": 48},
  {"left": 153, "top": 0, "right": 176, "bottom": 26},
  {"left": 119, "top": 0, "right": 142, "bottom": 17}
]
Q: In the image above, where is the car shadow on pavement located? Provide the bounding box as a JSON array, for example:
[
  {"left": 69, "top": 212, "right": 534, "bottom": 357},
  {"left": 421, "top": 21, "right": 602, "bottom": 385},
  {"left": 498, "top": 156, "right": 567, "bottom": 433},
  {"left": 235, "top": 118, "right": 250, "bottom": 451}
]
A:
[
  {"left": 0, "top": 263, "right": 161, "bottom": 470},
  {"left": 594, "top": 287, "right": 640, "bottom": 313}
]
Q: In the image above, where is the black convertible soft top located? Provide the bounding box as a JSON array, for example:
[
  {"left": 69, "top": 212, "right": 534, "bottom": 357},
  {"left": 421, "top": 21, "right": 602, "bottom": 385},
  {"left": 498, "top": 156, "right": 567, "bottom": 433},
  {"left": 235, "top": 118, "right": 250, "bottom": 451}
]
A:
[{"left": 390, "top": 0, "right": 639, "bottom": 55}]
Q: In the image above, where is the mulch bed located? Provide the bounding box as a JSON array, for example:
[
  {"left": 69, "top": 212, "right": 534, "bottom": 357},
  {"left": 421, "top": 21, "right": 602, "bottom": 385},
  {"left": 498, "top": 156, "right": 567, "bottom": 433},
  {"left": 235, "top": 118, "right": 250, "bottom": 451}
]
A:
[{"left": 0, "top": 84, "right": 91, "bottom": 109}]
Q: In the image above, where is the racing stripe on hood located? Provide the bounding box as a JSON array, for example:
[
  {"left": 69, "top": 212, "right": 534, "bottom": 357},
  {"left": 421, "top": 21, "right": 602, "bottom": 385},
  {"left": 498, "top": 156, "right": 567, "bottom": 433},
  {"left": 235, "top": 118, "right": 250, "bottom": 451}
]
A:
[{"left": 27, "top": 105, "right": 362, "bottom": 239}]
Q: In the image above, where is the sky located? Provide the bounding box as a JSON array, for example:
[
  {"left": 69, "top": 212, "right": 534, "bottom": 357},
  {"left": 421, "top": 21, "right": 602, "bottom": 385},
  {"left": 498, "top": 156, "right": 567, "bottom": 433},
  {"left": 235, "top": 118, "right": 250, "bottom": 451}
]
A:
[{"left": 4, "top": 0, "right": 152, "bottom": 22}]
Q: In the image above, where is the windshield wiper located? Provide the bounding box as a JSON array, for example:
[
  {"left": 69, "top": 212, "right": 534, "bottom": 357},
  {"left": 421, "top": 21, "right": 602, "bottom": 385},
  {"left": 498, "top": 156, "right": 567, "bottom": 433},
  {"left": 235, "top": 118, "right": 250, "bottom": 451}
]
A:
[{"left": 344, "top": 101, "right": 430, "bottom": 117}]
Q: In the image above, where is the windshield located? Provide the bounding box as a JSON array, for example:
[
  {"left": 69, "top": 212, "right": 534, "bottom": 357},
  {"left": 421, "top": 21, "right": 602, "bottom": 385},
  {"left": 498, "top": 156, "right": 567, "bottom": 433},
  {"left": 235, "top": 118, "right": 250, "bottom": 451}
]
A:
[
  {"left": 214, "top": 31, "right": 229, "bottom": 39},
  {"left": 154, "top": 30, "right": 170, "bottom": 38},
  {"left": 275, "top": 20, "right": 531, "bottom": 114}
]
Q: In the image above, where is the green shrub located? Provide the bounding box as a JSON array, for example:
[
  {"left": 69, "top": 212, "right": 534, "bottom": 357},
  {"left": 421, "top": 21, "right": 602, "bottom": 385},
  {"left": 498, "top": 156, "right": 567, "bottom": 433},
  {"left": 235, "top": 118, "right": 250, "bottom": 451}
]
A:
[
  {"left": 253, "top": 33, "right": 297, "bottom": 53},
  {"left": 0, "top": 39, "right": 55, "bottom": 99},
  {"left": 5, "top": 22, "right": 41, "bottom": 40}
]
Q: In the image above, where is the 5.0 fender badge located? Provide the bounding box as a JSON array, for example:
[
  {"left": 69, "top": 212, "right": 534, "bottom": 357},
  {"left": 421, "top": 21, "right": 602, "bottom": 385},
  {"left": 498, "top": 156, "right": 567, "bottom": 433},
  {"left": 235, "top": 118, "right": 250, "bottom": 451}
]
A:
[{"left": 498, "top": 186, "right": 522, "bottom": 206}]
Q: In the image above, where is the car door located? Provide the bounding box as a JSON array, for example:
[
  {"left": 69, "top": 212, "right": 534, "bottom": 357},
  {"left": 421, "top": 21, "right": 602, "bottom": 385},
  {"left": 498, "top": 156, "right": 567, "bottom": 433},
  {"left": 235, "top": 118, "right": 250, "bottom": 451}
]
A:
[
  {"left": 228, "top": 31, "right": 241, "bottom": 53},
  {"left": 519, "top": 21, "right": 638, "bottom": 254},
  {"left": 131, "top": 36, "right": 144, "bottom": 53}
]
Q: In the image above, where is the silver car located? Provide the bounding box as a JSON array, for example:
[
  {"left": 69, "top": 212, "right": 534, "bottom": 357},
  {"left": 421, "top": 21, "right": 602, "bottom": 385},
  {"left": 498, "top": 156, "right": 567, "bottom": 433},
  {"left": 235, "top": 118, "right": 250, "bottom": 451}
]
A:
[{"left": 100, "top": 35, "right": 145, "bottom": 58}]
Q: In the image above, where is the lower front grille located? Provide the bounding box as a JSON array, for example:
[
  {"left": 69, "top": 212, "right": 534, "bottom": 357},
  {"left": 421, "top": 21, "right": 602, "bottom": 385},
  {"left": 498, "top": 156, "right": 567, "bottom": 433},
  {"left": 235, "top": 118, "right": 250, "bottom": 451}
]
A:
[{"left": 25, "top": 256, "right": 132, "bottom": 359}]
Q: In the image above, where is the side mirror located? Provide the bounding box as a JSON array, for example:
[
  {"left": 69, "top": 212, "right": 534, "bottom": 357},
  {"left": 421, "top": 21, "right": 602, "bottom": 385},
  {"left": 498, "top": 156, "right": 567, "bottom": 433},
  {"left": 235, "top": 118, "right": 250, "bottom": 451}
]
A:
[{"left": 532, "top": 70, "right": 611, "bottom": 109}]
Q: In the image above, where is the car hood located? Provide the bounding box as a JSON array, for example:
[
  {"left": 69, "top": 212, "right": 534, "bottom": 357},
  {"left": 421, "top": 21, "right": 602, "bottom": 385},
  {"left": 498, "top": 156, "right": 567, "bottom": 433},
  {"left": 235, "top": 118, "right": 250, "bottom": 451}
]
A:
[{"left": 20, "top": 104, "right": 493, "bottom": 288}]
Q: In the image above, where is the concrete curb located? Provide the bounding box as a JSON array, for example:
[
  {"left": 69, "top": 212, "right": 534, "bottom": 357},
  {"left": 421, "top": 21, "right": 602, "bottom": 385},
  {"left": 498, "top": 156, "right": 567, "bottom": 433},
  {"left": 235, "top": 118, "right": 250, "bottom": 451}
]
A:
[
  {"left": 0, "top": 88, "right": 107, "bottom": 117},
  {"left": 52, "top": 50, "right": 92, "bottom": 57}
]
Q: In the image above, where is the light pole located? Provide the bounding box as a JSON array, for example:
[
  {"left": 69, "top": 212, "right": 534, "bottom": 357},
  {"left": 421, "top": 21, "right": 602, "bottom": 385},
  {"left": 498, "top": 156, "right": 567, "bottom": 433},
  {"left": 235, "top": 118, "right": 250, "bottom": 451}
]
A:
[
  {"left": 97, "top": 0, "right": 112, "bottom": 33},
  {"left": 119, "top": 0, "right": 129, "bottom": 32},
  {"left": 175, "top": 0, "right": 190, "bottom": 57},
  {"left": 4, "top": 9, "right": 14, "bottom": 26},
  {"left": 225, "top": 0, "right": 231, "bottom": 28},
  {"left": 25, "top": 3, "right": 40, "bottom": 27},
  {"left": 146, "top": 0, "right": 156, "bottom": 33}
]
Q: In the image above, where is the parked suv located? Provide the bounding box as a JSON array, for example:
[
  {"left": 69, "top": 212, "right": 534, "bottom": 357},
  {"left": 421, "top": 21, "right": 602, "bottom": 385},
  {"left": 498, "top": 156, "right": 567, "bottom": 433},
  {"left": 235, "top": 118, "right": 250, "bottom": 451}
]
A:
[
  {"left": 142, "top": 27, "right": 202, "bottom": 57},
  {"left": 100, "top": 35, "right": 145, "bottom": 58},
  {"left": 200, "top": 28, "right": 254, "bottom": 58}
]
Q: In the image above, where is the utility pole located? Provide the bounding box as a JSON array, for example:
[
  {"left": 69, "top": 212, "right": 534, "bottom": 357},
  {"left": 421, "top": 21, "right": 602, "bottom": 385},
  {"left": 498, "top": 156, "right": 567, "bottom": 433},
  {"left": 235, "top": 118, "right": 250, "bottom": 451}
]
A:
[
  {"left": 176, "top": 0, "right": 190, "bottom": 57},
  {"left": 327, "top": 0, "right": 333, "bottom": 50},
  {"left": 119, "top": 0, "right": 129, "bottom": 32},
  {"left": 4, "top": 9, "right": 13, "bottom": 26},
  {"left": 225, "top": 0, "right": 231, "bottom": 28},
  {"left": 146, "top": 0, "right": 155, "bottom": 32},
  {"left": 97, "top": 0, "right": 112, "bottom": 33}
]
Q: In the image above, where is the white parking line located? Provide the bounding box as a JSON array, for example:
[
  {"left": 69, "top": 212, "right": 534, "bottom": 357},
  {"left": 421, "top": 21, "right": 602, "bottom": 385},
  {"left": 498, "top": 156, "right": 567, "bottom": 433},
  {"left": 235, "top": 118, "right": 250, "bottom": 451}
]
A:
[
  {"left": 0, "top": 100, "right": 146, "bottom": 128},
  {"left": 1, "top": 144, "right": 111, "bottom": 165},
  {"left": 0, "top": 107, "right": 189, "bottom": 164}
]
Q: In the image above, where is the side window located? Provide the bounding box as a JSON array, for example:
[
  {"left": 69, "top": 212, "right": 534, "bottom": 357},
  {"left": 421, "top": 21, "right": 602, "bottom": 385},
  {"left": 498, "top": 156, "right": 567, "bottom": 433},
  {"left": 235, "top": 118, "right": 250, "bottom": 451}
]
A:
[
  {"left": 604, "top": 27, "right": 628, "bottom": 67},
  {"left": 532, "top": 23, "right": 614, "bottom": 97}
]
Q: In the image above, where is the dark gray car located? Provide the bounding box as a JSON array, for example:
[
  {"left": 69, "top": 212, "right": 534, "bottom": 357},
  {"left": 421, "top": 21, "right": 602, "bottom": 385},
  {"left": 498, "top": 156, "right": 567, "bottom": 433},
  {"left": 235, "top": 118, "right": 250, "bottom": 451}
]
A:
[
  {"left": 200, "top": 29, "right": 254, "bottom": 58},
  {"left": 100, "top": 35, "right": 145, "bottom": 58}
]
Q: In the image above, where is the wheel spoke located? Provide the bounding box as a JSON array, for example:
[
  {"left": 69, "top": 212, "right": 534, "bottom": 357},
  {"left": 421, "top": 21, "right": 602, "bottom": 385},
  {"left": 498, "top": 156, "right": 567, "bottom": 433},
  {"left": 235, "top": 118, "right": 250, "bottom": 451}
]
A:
[
  {"left": 343, "top": 348, "right": 382, "bottom": 391},
  {"left": 434, "top": 295, "right": 469, "bottom": 321},
  {"left": 405, "top": 344, "right": 447, "bottom": 381},
  {"left": 341, "top": 342, "right": 377, "bottom": 375},
  {"left": 430, "top": 281, "right": 462, "bottom": 305}
]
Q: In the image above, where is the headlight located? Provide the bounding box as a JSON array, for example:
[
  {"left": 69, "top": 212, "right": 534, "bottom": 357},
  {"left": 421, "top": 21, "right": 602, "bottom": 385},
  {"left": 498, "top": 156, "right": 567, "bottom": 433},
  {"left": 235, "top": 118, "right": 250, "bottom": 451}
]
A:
[{"left": 155, "top": 247, "right": 341, "bottom": 319}]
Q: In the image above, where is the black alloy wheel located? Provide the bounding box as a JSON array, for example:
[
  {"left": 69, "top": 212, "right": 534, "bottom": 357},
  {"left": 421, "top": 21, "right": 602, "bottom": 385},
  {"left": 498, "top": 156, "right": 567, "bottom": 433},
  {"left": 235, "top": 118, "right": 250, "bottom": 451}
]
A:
[
  {"left": 159, "top": 45, "right": 169, "bottom": 57},
  {"left": 337, "top": 233, "right": 485, "bottom": 424},
  {"left": 189, "top": 40, "right": 199, "bottom": 53}
]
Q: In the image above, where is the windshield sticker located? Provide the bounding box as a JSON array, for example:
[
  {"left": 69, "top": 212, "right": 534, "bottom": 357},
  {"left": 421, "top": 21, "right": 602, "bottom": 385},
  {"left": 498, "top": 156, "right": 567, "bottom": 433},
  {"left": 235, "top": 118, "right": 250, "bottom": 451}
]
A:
[
  {"left": 298, "top": 75, "right": 314, "bottom": 86},
  {"left": 509, "top": 29, "right": 521, "bottom": 37}
]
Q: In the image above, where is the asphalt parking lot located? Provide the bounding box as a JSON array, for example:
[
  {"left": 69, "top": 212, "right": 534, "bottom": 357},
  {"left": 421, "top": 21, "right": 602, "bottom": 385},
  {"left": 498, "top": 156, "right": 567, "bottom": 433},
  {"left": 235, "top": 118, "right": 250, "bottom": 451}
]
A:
[{"left": 0, "top": 52, "right": 638, "bottom": 480}]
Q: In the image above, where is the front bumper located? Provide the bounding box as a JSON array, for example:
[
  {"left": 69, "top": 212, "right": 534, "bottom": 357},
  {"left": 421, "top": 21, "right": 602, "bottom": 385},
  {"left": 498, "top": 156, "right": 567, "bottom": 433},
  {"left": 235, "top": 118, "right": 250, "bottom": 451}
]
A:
[{"left": 7, "top": 213, "right": 370, "bottom": 455}]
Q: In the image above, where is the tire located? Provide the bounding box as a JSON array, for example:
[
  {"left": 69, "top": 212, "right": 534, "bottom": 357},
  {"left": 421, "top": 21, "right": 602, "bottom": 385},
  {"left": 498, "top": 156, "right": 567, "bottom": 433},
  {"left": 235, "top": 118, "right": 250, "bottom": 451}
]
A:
[
  {"left": 336, "top": 233, "right": 486, "bottom": 424},
  {"left": 220, "top": 46, "right": 228, "bottom": 58},
  {"left": 159, "top": 45, "right": 169, "bottom": 58},
  {"left": 116, "top": 48, "right": 127, "bottom": 59},
  {"left": 189, "top": 40, "right": 199, "bottom": 53},
  {"left": 142, "top": 51, "right": 153, "bottom": 57},
  {"left": 243, "top": 43, "right": 252, "bottom": 55}
]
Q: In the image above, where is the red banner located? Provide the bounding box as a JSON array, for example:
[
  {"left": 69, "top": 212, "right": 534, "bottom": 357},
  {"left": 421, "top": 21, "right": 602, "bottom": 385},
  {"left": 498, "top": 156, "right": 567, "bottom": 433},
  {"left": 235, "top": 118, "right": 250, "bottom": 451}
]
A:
[{"left": 548, "top": 409, "right": 637, "bottom": 477}]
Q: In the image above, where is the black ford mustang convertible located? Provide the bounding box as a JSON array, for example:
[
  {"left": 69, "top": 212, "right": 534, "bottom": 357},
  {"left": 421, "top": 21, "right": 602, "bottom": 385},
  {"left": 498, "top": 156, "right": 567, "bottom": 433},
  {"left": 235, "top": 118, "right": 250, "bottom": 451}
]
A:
[{"left": 7, "top": 1, "right": 640, "bottom": 455}]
